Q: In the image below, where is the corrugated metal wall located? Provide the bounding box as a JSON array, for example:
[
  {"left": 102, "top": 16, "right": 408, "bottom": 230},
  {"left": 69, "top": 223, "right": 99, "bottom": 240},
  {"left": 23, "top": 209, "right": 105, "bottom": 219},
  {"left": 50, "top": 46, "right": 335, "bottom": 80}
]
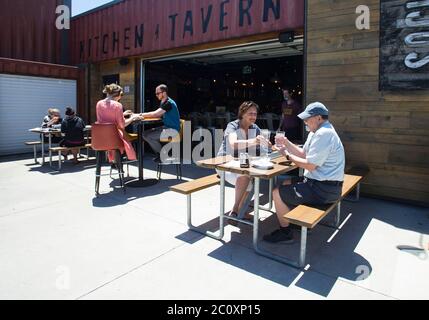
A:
[
  {"left": 0, "top": 0, "right": 68, "bottom": 64},
  {"left": 0, "top": 58, "right": 86, "bottom": 123},
  {"left": 0, "top": 58, "right": 79, "bottom": 79},
  {"left": 71, "top": 0, "right": 304, "bottom": 64}
]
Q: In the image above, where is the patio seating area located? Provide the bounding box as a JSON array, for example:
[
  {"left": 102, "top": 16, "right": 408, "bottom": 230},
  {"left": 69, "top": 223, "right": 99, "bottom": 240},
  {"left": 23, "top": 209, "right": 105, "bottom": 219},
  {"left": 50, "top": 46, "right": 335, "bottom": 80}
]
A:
[{"left": 0, "top": 154, "right": 428, "bottom": 300}]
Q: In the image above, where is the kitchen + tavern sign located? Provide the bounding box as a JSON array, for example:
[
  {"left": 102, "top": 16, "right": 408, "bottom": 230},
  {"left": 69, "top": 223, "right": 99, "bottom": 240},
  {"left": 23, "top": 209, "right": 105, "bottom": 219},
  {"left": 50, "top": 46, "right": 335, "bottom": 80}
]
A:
[
  {"left": 71, "top": 0, "right": 304, "bottom": 64},
  {"left": 380, "top": 0, "right": 429, "bottom": 90}
]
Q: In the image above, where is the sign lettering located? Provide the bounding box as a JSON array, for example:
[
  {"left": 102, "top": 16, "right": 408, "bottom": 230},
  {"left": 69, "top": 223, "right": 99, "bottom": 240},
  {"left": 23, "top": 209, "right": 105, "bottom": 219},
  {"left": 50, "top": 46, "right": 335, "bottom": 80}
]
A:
[{"left": 380, "top": 0, "right": 429, "bottom": 90}]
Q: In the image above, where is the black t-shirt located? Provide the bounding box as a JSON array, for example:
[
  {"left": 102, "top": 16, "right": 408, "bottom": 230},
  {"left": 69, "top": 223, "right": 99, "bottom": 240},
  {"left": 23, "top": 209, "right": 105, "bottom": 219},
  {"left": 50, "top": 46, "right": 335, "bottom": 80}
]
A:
[
  {"left": 61, "top": 116, "right": 86, "bottom": 142},
  {"left": 160, "top": 100, "right": 173, "bottom": 112}
]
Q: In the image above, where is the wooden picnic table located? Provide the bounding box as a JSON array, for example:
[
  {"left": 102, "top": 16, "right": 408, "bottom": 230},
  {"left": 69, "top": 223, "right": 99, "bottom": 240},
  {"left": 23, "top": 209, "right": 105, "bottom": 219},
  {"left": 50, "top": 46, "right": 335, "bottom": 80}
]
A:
[
  {"left": 29, "top": 126, "right": 91, "bottom": 166},
  {"left": 196, "top": 154, "right": 301, "bottom": 267}
]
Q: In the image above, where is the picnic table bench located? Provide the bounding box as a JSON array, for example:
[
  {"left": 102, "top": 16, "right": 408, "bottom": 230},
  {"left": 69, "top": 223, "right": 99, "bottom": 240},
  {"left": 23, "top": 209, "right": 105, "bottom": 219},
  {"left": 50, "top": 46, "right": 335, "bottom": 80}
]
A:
[
  {"left": 49, "top": 144, "right": 92, "bottom": 171},
  {"left": 24, "top": 141, "right": 42, "bottom": 164},
  {"left": 170, "top": 155, "right": 365, "bottom": 268}
]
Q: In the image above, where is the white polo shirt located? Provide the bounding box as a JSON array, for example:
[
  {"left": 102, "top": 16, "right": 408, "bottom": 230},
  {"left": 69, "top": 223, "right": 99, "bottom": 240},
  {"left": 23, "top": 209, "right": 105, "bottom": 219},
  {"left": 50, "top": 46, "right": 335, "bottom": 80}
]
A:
[{"left": 303, "top": 121, "right": 345, "bottom": 182}]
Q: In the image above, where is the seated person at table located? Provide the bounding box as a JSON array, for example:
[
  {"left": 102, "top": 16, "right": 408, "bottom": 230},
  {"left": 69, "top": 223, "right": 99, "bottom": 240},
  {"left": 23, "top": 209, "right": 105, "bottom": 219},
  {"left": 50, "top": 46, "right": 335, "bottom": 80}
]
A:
[
  {"left": 60, "top": 107, "right": 86, "bottom": 165},
  {"left": 278, "top": 87, "right": 302, "bottom": 141},
  {"left": 216, "top": 101, "right": 269, "bottom": 221},
  {"left": 123, "top": 107, "right": 138, "bottom": 135},
  {"left": 41, "top": 108, "right": 63, "bottom": 143},
  {"left": 96, "top": 84, "right": 142, "bottom": 163},
  {"left": 140, "top": 84, "right": 180, "bottom": 162},
  {"left": 42, "top": 108, "right": 62, "bottom": 128},
  {"left": 264, "top": 102, "right": 345, "bottom": 244}
]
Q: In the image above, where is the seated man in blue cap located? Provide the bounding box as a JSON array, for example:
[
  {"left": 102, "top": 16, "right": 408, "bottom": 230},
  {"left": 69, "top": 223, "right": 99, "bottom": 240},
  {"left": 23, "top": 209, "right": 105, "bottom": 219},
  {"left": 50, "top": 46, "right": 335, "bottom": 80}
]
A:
[{"left": 263, "top": 102, "right": 345, "bottom": 244}]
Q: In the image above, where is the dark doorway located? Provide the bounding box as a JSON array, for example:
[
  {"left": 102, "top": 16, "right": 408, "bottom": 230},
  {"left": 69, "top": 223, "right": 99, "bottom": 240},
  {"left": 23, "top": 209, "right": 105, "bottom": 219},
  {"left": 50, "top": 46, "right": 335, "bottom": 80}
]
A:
[
  {"left": 103, "top": 74, "right": 120, "bottom": 87},
  {"left": 102, "top": 74, "right": 120, "bottom": 99}
]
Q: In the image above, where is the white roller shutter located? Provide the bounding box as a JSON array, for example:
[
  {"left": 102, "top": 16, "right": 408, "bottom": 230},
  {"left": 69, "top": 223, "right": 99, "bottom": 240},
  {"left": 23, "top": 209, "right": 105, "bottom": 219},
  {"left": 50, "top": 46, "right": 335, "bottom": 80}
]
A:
[{"left": 0, "top": 74, "right": 77, "bottom": 156}]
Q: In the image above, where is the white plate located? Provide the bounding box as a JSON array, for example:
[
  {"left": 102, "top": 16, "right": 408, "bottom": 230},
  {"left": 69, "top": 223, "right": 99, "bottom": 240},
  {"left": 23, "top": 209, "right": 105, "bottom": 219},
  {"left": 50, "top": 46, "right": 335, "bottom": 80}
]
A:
[{"left": 252, "top": 160, "right": 274, "bottom": 170}]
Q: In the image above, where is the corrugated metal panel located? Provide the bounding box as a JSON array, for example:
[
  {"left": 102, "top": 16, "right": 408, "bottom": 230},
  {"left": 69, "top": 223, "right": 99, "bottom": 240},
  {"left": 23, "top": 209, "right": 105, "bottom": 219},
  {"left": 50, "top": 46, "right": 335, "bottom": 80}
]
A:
[
  {"left": 0, "top": 74, "right": 77, "bottom": 156},
  {"left": 0, "top": 0, "right": 65, "bottom": 64},
  {"left": 0, "top": 58, "right": 79, "bottom": 80},
  {"left": 71, "top": 0, "right": 304, "bottom": 64}
]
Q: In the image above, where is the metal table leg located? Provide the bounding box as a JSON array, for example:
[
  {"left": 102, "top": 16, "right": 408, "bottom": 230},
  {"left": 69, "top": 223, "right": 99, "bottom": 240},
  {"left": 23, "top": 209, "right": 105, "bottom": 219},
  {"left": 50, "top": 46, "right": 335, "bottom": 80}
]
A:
[
  {"left": 41, "top": 134, "right": 45, "bottom": 165},
  {"left": 49, "top": 133, "right": 53, "bottom": 167},
  {"left": 187, "top": 170, "right": 225, "bottom": 240},
  {"left": 259, "top": 177, "right": 274, "bottom": 211},
  {"left": 253, "top": 177, "right": 307, "bottom": 269},
  {"left": 127, "top": 121, "right": 158, "bottom": 188}
]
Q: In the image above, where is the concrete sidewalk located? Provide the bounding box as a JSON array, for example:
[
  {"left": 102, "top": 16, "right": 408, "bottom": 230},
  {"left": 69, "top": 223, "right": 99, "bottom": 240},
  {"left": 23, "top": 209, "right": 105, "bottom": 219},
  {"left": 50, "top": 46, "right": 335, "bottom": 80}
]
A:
[{"left": 0, "top": 154, "right": 428, "bottom": 300}]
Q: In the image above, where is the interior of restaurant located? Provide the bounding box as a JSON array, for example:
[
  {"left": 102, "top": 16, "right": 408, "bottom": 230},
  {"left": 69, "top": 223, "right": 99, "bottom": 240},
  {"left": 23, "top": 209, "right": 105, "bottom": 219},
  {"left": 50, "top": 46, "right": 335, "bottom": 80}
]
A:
[{"left": 143, "top": 40, "right": 304, "bottom": 136}]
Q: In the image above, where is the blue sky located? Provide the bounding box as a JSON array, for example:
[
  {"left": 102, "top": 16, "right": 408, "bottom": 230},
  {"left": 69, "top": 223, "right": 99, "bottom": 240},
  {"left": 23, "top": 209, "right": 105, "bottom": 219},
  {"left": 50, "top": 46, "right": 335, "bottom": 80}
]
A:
[{"left": 72, "top": 0, "right": 112, "bottom": 17}]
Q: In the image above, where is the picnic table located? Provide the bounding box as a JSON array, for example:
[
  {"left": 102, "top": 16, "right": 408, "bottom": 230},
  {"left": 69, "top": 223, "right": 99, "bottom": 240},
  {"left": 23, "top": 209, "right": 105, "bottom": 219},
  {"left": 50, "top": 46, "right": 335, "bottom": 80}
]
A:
[
  {"left": 29, "top": 126, "right": 91, "bottom": 166},
  {"left": 196, "top": 154, "right": 300, "bottom": 265}
]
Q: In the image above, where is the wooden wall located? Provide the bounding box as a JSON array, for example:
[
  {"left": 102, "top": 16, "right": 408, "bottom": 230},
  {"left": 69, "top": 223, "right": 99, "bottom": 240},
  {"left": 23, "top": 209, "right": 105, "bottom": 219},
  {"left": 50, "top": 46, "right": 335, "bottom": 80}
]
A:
[
  {"left": 306, "top": 0, "right": 429, "bottom": 206},
  {"left": 87, "top": 59, "right": 136, "bottom": 123}
]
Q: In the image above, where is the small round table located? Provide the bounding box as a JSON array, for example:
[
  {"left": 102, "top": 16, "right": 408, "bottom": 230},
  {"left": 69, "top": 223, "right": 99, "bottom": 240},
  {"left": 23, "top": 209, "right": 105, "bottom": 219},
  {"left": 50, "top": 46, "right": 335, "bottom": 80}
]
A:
[{"left": 126, "top": 118, "right": 163, "bottom": 188}]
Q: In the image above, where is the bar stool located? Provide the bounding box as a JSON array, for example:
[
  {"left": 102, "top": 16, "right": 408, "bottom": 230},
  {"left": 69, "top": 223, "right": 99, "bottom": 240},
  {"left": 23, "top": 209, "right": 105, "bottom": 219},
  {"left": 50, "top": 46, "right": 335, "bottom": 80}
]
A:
[
  {"left": 109, "top": 131, "right": 138, "bottom": 179},
  {"left": 156, "top": 120, "right": 185, "bottom": 180},
  {"left": 91, "top": 123, "right": 126, "bottom": 196}
]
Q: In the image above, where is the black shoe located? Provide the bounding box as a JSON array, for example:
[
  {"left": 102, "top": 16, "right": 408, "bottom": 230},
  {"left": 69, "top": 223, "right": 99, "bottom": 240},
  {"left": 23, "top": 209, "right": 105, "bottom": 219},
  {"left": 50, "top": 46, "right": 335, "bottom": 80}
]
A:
[
  {"left": 153, "top": 155, "right": 161, "bottom": 163},
  {"left": 263, "top": 228, "right": 294, "bottom": 244},
  {"left": 110, "top": 163, "right": 123, "bottom": 171},
  {"left": 289, "top": 224, "right": 312, "bottom": 234}
]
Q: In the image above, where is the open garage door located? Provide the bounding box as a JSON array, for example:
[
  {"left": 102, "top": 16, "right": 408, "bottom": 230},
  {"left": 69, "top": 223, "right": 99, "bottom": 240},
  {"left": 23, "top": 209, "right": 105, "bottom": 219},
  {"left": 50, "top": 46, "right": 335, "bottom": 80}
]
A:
[{"left": 141, "top": 37, "right": 304, "bottom": 140}]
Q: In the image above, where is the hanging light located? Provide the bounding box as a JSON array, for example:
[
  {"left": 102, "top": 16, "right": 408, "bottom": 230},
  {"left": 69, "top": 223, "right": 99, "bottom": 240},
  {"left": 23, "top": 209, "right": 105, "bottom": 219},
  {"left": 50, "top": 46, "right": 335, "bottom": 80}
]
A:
[{"left": 270, "top": 72, "right": 281, "bottom": 84}]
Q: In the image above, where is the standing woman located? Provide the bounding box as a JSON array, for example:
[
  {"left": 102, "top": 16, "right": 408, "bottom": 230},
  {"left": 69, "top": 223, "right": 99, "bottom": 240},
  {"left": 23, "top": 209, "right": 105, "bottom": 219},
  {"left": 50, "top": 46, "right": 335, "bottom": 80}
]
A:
[
  {"left": 96, "top": 84, "right": 142, "bottom": 162},
  {"left": 217, "top": 101, "right": 267, "bottom": 221}
]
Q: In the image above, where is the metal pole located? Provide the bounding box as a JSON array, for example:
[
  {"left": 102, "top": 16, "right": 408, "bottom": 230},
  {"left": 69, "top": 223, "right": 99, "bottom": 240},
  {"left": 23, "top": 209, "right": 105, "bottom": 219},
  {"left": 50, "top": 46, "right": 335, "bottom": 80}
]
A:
[
  {"left": 49, "top": 133, "right": 52, "bottom": 167},
  {"left": 253, "top": 177, "right": 260, "bottom": 249},
  {"left": 187, "top": 194, "right": 192, "bottom": 227},
  {"left": 335, "top": 202, "right": 341, "bottom": 228},
  {"left": 41, "top": 134, "right": 45, "bottom": 165},
  {"left": 299, "top": 227, "right": 308, "bottom": 268},
  {"left": 219, "top": 170, "right": 225, "bottom": 238},
  {"left": 140, "top": 59, "right": 145, "bottom": 114}
]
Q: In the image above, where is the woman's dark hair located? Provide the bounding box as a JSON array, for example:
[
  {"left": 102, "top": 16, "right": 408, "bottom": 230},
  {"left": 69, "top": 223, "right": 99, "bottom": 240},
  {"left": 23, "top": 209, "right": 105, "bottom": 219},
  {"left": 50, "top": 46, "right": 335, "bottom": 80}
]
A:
[
  {"left": 65, "top": 107, "right": 75, "bottom": 116},
  {"left": 238, "top": 101, "right": 259, "bottom": 120}
]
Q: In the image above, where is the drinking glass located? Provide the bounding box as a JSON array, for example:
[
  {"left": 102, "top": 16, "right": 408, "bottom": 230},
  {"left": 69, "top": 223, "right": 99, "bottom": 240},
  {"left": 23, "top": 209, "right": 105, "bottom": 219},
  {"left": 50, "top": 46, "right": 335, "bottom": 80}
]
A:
[
  {"left": 275, "top": 131, "right": 285, "bottom": 148},
  {"left": 260, "top": 129, "right": 271, "bottom": 160}
]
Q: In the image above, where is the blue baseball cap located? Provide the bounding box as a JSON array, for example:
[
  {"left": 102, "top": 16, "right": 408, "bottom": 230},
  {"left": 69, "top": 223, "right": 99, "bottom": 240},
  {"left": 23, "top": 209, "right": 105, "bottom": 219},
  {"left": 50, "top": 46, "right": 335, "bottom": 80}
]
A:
[{"left": 298, "top": 102, "right": 329, "bottom": 120}]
